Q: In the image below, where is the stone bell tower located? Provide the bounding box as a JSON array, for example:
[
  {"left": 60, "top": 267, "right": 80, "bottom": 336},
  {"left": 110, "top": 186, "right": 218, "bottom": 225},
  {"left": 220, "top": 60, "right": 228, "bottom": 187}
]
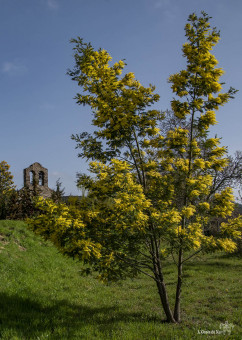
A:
[{"left": 23, "top": 162, "right": 53, "bottom": 198}]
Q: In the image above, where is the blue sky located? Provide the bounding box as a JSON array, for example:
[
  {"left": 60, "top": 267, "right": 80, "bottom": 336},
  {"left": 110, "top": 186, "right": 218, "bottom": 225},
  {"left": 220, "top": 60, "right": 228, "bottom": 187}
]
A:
[{"left": 1, "top": 0, "right": 241, "bottom": 195}]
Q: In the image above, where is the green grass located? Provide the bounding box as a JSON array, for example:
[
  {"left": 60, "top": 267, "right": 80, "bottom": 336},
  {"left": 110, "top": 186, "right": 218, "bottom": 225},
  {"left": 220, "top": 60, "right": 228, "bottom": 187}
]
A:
[{"left": 0, "top": 220, "right": 241, "bottom": 339}]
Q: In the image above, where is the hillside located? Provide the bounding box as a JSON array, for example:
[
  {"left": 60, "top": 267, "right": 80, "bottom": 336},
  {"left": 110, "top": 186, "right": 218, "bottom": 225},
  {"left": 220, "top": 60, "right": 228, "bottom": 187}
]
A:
[{"left": 0, "top": 220, "right": 241, "bottom": 339}]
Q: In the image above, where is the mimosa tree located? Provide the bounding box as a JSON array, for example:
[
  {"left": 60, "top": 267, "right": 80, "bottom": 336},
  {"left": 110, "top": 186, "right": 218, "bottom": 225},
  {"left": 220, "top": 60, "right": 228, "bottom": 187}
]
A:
[{"left": 28, "top": 12, "right": 241, "bottom": 323}]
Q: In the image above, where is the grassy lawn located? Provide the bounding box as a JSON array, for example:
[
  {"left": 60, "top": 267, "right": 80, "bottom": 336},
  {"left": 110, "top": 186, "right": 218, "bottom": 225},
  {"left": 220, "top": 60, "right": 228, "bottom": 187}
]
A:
[{"left": 0, "top": 220, "right": 241, "bottom": 339}]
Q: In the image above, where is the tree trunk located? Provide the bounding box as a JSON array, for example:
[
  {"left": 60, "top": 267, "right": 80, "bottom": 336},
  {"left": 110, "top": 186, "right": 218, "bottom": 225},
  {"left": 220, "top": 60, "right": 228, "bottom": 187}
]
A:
[
  {"left": 174, "top": 248, "right": 183, "bottom": 322},
  {"left": 149, "top": 230, "right": 177, "bottom": 323},
  {"left": 152, "top": 252, "right": 177, "bottom": 323},
  {"left": 156, "top": 278, "right": 177, "bottom": 323}
]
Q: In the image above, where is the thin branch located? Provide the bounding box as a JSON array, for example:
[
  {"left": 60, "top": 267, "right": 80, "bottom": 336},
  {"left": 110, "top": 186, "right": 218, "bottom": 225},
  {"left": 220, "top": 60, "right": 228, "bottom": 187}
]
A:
[
  {"left": 137, "top": 248, "right": 152, "bottom": 261},
  {"left": 118, "top": 155, "right": 136, "bottom": 166},
  {"left": 181, "top": 249, "right": 202, "bottom": 264},
  {"left": 125, "top": 140, "right": 143, "bottom": 185},
  {"left": 115, "top": 254, "right": 157, "bottom": 282},
  {"left": 132, "top": 127, "right": 146, "bottom": 189}
]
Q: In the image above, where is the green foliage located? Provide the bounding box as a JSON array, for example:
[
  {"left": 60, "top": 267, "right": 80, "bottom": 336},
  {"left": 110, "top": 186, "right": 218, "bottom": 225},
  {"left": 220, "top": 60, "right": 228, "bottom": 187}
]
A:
[
  {"left": 0, "top": 161, "right": 15, "bottom": 194},
  {"left": 29, "top": 12, "right": 241, "bottom": 323},
  {"left": 0, "top": 161, "right": 15, "bottom": 219},
  {"left": 6, "top": 186, "right": 40, "bottom": 220},
  {"left": 51, "top": 178, "right": 65, "bottom": 203}
]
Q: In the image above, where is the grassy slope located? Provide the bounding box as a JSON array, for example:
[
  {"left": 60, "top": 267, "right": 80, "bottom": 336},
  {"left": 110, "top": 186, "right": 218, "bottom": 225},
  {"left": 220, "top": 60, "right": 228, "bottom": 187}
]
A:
[{"left": 0, "top": 220, "right": 241, "bottom": 340}]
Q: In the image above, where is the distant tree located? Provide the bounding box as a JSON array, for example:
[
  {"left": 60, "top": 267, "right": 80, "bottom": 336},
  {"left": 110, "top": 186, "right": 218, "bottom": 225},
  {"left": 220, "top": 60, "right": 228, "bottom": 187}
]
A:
[
  {"left": 29, "top": 12, "right": 241, "bottom": 323},
  {"left": 7, "top": 186, "right": 40, "bottom": 220},
  {"left": 6, "top": 189, "right": 19, "bottom": 219},
  {"left": 30, "top": 172, "right": 41, "bottom": 197},
  {"left": 51, "top": 178, "right": 65, "bottom": 203},
  {"left": 210, "top": 150, "right": 242, "bottom": 196},
  {"left": 0, "top": 161, "right": 15, "bottom": 219}
]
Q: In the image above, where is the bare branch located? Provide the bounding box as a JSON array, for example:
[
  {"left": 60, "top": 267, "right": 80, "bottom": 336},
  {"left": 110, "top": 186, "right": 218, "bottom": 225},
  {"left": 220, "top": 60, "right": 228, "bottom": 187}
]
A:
[
  {"left": 181, "top": 249, "right": 202, "bottom": 264},
  {"left": 115, "top": 253, "right": 157, "bottom": 282}
]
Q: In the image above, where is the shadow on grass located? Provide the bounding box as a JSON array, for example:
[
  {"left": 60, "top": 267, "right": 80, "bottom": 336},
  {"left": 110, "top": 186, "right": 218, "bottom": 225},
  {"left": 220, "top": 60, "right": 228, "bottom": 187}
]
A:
[{"left": 0, "top": 292, "right": 163, "bottom": 339}]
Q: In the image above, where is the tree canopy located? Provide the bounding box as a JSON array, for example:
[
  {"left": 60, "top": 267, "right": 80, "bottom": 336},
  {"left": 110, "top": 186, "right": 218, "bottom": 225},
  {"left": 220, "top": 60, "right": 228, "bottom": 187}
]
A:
[{"left": 28, "top": 12, "right": 241, "bottom": 323}]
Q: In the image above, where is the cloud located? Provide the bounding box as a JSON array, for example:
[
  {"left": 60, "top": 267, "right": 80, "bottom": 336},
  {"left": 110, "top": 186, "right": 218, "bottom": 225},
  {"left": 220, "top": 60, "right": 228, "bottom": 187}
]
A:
[
  {"left": 47, "top": 0, "right": 59, "bottom": 10},
  {"left": 1, "top": 61, "right": 27, "bottom": 76}
]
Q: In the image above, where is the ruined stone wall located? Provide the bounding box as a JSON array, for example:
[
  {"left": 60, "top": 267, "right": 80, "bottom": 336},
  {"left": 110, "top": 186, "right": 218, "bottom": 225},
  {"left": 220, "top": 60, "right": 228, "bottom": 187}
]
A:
[{"left": 23, "top": 162, "right": 53, "bottom": 198}]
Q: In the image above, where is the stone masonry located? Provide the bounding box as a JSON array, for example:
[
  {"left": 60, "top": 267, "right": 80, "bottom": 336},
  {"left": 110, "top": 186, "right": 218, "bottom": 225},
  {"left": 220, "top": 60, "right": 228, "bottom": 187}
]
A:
[{"left": 23, "top": 162, "right": 53, "bottom": 198}]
